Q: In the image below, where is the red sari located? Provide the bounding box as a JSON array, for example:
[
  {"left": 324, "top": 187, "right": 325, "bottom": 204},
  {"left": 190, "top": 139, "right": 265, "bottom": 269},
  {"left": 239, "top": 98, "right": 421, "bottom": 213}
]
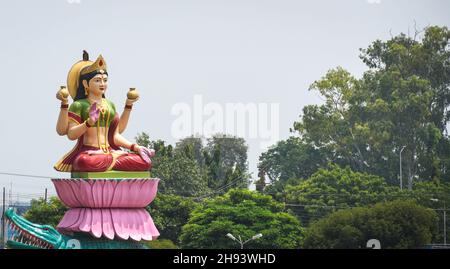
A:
[{"left": 54, "top": 112, "right": 150, "bottom": 172}]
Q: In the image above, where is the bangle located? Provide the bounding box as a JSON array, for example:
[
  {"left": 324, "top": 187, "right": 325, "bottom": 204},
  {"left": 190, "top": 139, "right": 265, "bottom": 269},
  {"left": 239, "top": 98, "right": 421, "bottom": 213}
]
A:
[
  {"left": 125, "top": 104, "right": 133, "bottom": 110},
  {"left": 131, "top": 143, "right": 138, "bottom": 152},
  {"left": 61, "top": 104, "right": 69, "bottom": 109},
  {"left": 85, "top": 120, "right": 92, "bottom": 128}
]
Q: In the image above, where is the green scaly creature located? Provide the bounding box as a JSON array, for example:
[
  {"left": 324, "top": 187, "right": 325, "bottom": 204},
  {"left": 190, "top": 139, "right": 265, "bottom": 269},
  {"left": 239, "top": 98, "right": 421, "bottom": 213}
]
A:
[{"left": 3, "top": 208, "right": 148, "bottom": 249}]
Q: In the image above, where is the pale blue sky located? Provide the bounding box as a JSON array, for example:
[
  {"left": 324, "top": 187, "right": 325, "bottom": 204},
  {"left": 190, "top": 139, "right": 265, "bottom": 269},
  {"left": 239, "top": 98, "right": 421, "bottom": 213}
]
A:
[{"left": 0, "top": 0, "right": 449, "bottom": 201}]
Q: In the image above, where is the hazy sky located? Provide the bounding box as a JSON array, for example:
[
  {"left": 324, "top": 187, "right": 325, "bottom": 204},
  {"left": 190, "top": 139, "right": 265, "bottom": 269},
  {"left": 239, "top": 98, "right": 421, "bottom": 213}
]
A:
[{"left": 0, "top": 0, "right": 449, "bottom": 201}]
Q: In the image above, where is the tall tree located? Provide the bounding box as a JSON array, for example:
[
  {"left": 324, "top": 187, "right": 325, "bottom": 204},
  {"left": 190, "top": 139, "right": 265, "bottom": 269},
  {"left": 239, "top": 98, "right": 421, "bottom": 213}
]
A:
[
  {"left": 258, "top": 136, "right": 330, "bottom": 185},
  {"left": 174, "top": 136, "right": 205, "bottom": 168},
  {"left": 203, "top": 134, "right": 250, "bottom": 192},
  {"left": 180, "top": 189, "right": 304, "bottom": 249},
  {"left": 293, "top": 26, "right": 450, "bottom": 187},
  {"left": 135, "top": 133, "right": 210, "bottom": 197}
]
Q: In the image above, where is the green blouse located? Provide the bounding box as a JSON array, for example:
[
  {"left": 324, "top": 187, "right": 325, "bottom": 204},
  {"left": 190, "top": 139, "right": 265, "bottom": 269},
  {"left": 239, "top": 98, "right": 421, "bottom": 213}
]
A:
[{"left": 69, "top": 98, "right": 116, "bottom": 127}]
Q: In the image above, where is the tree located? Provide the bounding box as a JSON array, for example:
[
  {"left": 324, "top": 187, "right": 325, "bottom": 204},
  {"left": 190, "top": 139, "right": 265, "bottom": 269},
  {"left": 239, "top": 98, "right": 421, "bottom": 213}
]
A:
[
  {"left": 358, "top": 26, "right": 450, "bottom": 186},
  {"left": 303, "top": 200, "right": 439, "bottom": 249},
  {"left": 179, "top": 189, "right": 304, "bottom": 249},
  {"left": 146, "top": 194, "right": 199, "bottom": 244},
  {"left": 203, "top": 134, "right": 250, "bottom": 192},
  {"left": 258, "top": 137, "right": 330, "bottom": 184},
  {"left": 255, "top": 170, "right": 267, "bottom": 193},
  {"left": 155, "top": 153, "right": 210, "bottom": 197},
  {"left": 293, "top": 26, "right": 450, "bottom": 187},
  {"left": 23, "top": 197, "right": 67, "bottom": 227},
  {"left": 174, "top": 136, "right": 205, "bottom": 168},
  {"left": 389, "top": 181, "right": 450, "bottom": 244},
  {"left": 134, "top": 133, "right": 210, "bottom": 197},
  {"left": 135, "top": 132, "right": 151, "bottom": 149},
  {"left": 135, "top": 132, "right": 250, "bottom": 196},
  {"left": 258, "top": 136, "right": 330, "bottom": 199},
  {"left": 284, "top": 165, "right": 396, "bottom": 224}
]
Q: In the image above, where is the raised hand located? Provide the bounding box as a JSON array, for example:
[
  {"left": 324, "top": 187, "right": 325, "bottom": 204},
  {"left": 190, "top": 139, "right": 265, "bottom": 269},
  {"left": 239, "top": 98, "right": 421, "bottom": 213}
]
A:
[
  {"left": 56, "top": 86, "right": 69, "bottom": 103},
  {"left": 126, "top": 88, "right": 140, "bottom": 103},
  {"left": 88, "top": 102, "right": 100, "bottom": 125}
]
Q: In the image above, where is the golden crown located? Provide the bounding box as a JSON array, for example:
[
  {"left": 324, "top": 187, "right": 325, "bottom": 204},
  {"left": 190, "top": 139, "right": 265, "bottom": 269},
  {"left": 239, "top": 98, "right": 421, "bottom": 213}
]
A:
[
  {"left": 80, "top": 54, "right": 107, "bottom": 76},
  {"left": 67, "top": 51, "right": 108, "bottom": 99}
]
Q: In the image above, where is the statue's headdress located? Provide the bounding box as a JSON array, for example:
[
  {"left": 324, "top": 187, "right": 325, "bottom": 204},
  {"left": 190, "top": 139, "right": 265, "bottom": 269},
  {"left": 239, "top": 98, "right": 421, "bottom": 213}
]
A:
[{"left": 67, "top": 51, "right": 108, "bottom": 99}]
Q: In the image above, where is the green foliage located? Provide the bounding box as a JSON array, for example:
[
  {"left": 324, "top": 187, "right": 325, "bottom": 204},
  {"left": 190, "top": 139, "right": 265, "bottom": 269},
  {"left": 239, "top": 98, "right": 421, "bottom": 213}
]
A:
[
  {"left": 174, "top": 136, "right": 205, "bottom": 168},
  {"left": 135, "top": 133, "right": 250, "bottom": 197},
  {"left": 135, "top": 133, "right": 209, "bottom": 196},
  {"left": 203, "top": 134, "right": 250, "bottom": 192},
  {"left": 147, "top": 194, "right": 199, "bottom": 244},
  {"left": 284, "top": 165, "right": 395, "bottom": 224},
  {"left": 303, "top": 200, "right": 439, "bottom": 249},
  {"left": 255, "top": 170, "right": 267, "bottom": 193},
  {"left": 145, "top": 239, "right": 179, "bottom": 249},
  {"left": 389, "top": 181, "right": 450, "bottom": 243},
  {"left": 179, "top": 189, "right": 304, "bottom": 249},
  {"left": 135, "top": 132, "right": 151, "bottom": 148},
  {"left": 154, "top": 152, "right": 210, "bottom": 196},
  {"left": 292, "top": 26, "right": 450, "bottom": 187},
  {"left": 23, "top": 197, "right": 67, "bottom": 227},
  {"left": 258, "top": 136, "right": 330, "bottom": 184}
]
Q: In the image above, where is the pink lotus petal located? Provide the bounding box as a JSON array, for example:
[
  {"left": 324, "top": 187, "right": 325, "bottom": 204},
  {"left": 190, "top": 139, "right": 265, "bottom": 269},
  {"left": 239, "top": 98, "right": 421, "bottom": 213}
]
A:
[
  {"left": 56, "top": 208, "right": 158, "bottom": 241},
  {"left": 123, "top": 210, "right": 133, "bottom": 240},
  {"left": 79, "top": 207, "right": 92, "bottom": 232},
  {"left": 53, "top": 178, "right": 160, "bottom": 241},
  {"left": 129, "top": 179, "right": 142, "bottom": 207},
  {"left": 102, "top": 209, "right": 115, "bottom": 240},
  {"left": 110, "top": 180, "right": 127, "bottom": 207},
  {"left": 111, "top": 209, "right": 129, "bottom": 240},
  {"left": 147, "top": 215, "right": 160, "bottom": 239},
  {"left": 91, "top": 180, "right": 104, "bottom": 208},
  {"left": 68, "top": 208, "right": 87, "bottom": 231},
  {"left": 138, "top": 180, "right": 153, "bottom": 206},
  {"left": 90, "top": 209, "right": 103, "bottom": 238},
  {"left": 57, "top": 208, "right": 82, "bottom": 231},
  {"left": 53, "top": 180, "right": 80, "bottom": 207},
  {"left": 147, "top": 179, "right": 160, "bottom": 205},
  {"left": 53, "top": 178, "right": 159, "bottom": 208},
  {"left": 138, "top": 209, "right": 154, "bottom": 241},
  {"left": 103, "top": 180, "right": 117, "bottom": 207},
  {"left": 129, "top": 210, "right": 141, "bottom": 241},
  {"left": 79, "top": 180, "right": 95, "bottom": 207}
]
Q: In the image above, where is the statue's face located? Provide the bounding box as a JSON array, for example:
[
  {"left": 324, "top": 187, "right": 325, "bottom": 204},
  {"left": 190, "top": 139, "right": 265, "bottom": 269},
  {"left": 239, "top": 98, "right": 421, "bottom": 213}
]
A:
[{"left": 84, "top": 73, "right": 108, "bottom": 96}]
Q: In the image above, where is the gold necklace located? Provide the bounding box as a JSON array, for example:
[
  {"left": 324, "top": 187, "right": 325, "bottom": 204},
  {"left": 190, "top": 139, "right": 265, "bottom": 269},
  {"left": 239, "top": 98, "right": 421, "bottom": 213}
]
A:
[{"left": 96, "top": 99, "right": 110, "bottom": 153}]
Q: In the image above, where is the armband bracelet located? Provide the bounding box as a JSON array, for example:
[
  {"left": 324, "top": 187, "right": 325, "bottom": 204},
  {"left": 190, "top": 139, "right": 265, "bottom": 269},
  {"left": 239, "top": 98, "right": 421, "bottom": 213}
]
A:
[
  {"left": 85, "top": 120, "right": 93, "bottom": 128},
  {"left": 125, "top": 104, "right": 133, "bottom": 110},
  {"left": 131, "top": 143, "right": 138, "bottom": 152},
  {"left": 61, "top": 104, "right": 69, "bottom": 109}
]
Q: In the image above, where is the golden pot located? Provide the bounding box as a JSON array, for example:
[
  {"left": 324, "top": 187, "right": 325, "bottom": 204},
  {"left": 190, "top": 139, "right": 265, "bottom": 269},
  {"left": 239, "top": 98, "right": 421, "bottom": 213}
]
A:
[
  {"left": 127, "top": 88, "right": 139, "bottom": 100},
  {"left": 60, "top": 86, "right": 69, "bottom": 99}
]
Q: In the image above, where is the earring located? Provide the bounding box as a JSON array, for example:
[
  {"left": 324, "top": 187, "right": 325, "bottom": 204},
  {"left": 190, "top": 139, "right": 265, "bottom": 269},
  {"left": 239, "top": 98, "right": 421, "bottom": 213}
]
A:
[{"left": 84, "top": 87, "right": 88, "bottom": 96}]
